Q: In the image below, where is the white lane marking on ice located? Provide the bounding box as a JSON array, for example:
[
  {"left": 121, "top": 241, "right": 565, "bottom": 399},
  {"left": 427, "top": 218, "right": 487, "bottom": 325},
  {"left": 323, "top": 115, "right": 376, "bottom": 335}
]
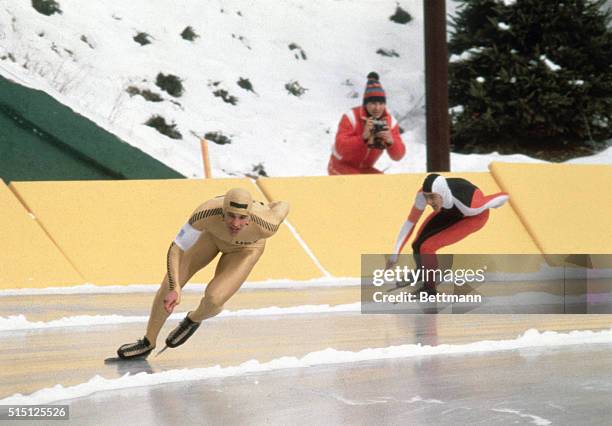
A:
[
  {"left": 582, "top": 380, "right": 612, "bottom": 391},
  {"left": 403, "top": 396, "right": 444, "bottom": 404},
  {"left": 0, "top": 303, "right": 361, "bottom": 331},
  {"left": 2, "top": 328, "right": 612, "bottom": 405},
  {"left": 492, "top": 408, "right": 552, "bottom": 425},
  {"left": 330, "top": 395, "right": 391, "bottom": 406},
  {"left": 546, "top": 402, "right": 566, "bottom": 412},
  {"left": 441, "top": 407, "right": 473, "bottom": 416}
]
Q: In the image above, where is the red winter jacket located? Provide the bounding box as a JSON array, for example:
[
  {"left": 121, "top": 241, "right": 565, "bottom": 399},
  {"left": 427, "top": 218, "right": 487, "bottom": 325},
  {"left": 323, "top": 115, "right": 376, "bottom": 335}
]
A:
[{"left": 329, "top": 106, "right": 405, "bottom": 174}]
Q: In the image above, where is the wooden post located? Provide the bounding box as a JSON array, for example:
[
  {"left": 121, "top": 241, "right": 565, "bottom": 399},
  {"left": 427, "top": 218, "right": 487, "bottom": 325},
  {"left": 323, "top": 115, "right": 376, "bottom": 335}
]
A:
[
  {"left": 200, "top": 138, "right": 212, "bottom": 178},
  {"left": 424, "top": 0, "right": 451, "bottom": 172}
]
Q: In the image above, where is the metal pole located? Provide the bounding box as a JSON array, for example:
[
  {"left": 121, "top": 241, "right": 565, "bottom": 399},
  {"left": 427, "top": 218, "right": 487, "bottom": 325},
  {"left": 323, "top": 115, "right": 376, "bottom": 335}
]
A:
[{"left": 424, "top": 0, "right": 450, "bottom": 172}]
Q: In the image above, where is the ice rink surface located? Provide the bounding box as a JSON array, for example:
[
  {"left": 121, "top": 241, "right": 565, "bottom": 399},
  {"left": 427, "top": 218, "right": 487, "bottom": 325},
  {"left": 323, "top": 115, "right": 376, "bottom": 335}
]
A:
[
  {"left": 71, "top": 343, "right": 612, "bottom": 426},
  {"left": 1, "top": 286, "right": 611, "bottom": 425}
]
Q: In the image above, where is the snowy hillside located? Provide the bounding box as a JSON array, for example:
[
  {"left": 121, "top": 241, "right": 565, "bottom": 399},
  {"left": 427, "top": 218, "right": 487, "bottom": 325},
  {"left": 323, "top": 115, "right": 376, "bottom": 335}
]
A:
[{"left": 0, "top": 0, "right": 610, "bottom": 178}]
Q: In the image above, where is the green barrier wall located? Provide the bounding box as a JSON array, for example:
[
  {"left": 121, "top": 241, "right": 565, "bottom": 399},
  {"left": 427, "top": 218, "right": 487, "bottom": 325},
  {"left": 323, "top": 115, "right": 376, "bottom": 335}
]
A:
[{"left": 0, "top": 75, "right": 184, "bottom": 182}]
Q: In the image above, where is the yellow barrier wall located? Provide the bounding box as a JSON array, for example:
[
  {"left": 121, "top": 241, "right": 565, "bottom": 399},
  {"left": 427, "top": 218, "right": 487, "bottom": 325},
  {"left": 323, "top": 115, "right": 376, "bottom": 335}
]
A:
[
  {"left": 490, "top": 162, "right": 612, "bottom": 255},
  {"left": 0, "top": 181, "right": 83, "bottom": 289},
  {"left": 10, "top": 179, "right": 321, "bottom": 286},
  {"left": 258, "top": 172, "right": 539, "bottom": 277},
  {"left": 11, "top": 163, "right": 604, "bottom": 287}
]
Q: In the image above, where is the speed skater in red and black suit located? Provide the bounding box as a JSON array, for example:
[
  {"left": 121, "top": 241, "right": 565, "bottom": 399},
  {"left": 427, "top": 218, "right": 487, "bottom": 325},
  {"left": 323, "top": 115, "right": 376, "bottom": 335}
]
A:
[{"left": 387, "top": 174, "right": 509, "bottom": 294}]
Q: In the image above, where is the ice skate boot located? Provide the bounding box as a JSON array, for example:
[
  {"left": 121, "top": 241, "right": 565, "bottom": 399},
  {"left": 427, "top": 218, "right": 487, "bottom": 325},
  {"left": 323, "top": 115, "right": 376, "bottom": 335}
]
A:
[
  {"left": 117, "top": 336, "right": 155, "bottom": 360},
  {"left": 165, "top": 315, "right": 201, "bottom": 348}
]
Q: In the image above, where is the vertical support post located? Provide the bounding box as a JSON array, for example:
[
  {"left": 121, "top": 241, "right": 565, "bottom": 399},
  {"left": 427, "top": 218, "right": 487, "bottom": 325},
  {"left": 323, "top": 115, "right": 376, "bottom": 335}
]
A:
[
  {"left": 200, "top": 138, "right": 212, "bottom": 179},
  {"left": 424, "top": 0, "right": 450, "bottom": 172}
]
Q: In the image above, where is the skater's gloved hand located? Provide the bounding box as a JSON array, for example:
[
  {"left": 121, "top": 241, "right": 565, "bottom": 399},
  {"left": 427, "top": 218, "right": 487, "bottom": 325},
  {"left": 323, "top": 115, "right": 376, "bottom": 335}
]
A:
[
  {"left": 386, "top": 255, "right": 398, "bottom": 270},
  {"left": 164, "top": 290, "right": 181, "bottom": 313}
]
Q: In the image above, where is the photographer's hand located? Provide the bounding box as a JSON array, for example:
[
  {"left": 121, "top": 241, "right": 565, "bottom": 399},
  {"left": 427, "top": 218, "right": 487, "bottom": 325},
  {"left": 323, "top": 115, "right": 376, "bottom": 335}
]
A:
[
  {"left": 366, "top": 138, "right": 379, "bottom": 148},
  {"left": 378, "top": 129, "right": 393, "bottom": 147},
  {"left": 362, "top": 117, "right": 374, "bottom": 141}
]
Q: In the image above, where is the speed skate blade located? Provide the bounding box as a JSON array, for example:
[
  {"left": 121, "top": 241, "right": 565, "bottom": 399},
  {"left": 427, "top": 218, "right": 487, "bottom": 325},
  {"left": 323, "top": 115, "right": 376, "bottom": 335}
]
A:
[
  {"left": 104, "top": 356, "right": 149, "bottom": 364},
  {"left": 385, "top": 280, "right": 415, "bottom": 293},
  {"left": 155, "top": 345, "right": 169, "bottom": 357}
]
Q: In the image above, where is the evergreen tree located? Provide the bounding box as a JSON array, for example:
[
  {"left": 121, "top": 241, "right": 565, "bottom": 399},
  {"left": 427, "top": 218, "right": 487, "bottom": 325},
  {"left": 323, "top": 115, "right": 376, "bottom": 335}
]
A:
[{"left": 448, "top": 0, "right": 612, "bottom": 155}]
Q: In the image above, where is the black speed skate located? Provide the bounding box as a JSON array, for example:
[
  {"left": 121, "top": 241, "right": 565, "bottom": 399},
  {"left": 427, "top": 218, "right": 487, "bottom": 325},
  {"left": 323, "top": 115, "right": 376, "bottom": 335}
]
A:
[
  {"left": 386, "top": 278, "right": 423, "bottom": 293},
  {"left": 416, "top": 283, "right": 438, "bottom": 299},
  {"left": 117, "top": 336, "right": 155, "bottom": 360},
  {"left": 165, "top": 315, "right": 201, "bottom": 348}
]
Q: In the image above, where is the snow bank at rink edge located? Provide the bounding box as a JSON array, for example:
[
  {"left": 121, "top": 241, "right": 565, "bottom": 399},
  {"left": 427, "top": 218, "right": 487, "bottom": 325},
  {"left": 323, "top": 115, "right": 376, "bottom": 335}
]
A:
[
  {"left": 2, "top": 291, "right": 602, "bottom": 332},
  {"left": 3, "top": 264, "right": 610, "bottom": 297},
  {"left": 0, "top": 303, "right": 361, "bottom": 331},
  {"left": 0, "top": 278, "right": 361, "bottom": 296},
  {"left": 2, "top": 328, "right": 612, "bottom": 405}
]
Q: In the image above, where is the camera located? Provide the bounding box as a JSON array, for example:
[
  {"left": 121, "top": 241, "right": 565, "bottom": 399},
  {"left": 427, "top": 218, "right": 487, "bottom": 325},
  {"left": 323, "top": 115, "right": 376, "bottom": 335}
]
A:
[
  {"left": 372, "top": 119, "right": 388, "bottom": 134},
  {"left": 370, "top": 119, "right": 389, "bottom": 149}
]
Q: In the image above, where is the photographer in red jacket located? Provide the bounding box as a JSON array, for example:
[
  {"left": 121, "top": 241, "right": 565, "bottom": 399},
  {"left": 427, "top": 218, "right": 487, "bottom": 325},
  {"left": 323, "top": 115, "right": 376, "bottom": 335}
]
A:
[{"left": 328, "top": 72, "right": 406, "bottom": 175}]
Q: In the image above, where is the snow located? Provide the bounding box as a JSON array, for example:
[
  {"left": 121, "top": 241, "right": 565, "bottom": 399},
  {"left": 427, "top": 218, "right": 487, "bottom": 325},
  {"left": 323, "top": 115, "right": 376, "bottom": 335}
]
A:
[
  {"left": 449, "top": 105, "right": 463, "bottom": 114},
  {"left": 1, "top": 327, "right": 611, "bottom": 405},
  {"left": 1, "top": 1, "right": 608, "bottom": 179},
  {"left": 0, "top": 277, "right": 360, "bottom": 297},
  {"left": 449, "top": 47, "right": 485, "bottom": 63},
  {"left": 0, "top": 303, "right": 361, "bottom": 331},
  {"left": 539, "top": 55, "right": 562, "bottom": 72}
]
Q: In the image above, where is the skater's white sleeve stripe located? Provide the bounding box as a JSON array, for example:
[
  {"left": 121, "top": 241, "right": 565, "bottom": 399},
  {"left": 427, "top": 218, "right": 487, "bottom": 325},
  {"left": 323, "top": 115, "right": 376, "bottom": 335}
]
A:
[
  {"left": 391, "top": 220, "right": 414, "bottom": 262},
  {"left": 174, "top": 223, "right": 202, "bottom": 251},
  {"left": 454, "top": 194, "right": 509, "bottom": 216},
  {"left": 414, "top": 191, "right": 426, "bottom": 210}
]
